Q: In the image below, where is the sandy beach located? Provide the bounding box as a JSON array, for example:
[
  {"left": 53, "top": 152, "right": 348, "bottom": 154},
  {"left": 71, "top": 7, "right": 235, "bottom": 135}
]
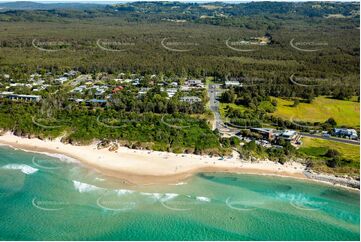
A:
[{"left": 0, "top": 132, "right": 307, "bottom": 184}]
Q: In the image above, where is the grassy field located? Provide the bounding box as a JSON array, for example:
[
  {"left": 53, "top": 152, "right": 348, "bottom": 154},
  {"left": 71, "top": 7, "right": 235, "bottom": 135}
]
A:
[
  {"left": 272, "top": 96, "right": 360, "bottom": 128},
  {"left": 219, "top": 103, "right": 247, "bottom": 119},
  {"left": 299, "top": 137, "right": 360, "bottom": 176}
]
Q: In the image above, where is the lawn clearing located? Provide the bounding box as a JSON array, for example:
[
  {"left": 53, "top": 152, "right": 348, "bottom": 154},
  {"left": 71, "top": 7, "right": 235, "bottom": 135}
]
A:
[
  {"left": 273, "top": 96, "right": 359, "bottom": 128},
  {"left": 300, "top": 137, "right": 360, "bottom": 164},
  {"left": 299, "top": 137, "right": 360, "bottom": 176}
]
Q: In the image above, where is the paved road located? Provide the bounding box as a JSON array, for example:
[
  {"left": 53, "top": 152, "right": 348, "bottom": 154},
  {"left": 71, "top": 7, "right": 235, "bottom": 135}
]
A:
[
  {"left": 206, "top": 85, "right": 360, "bottom": 146},
  {"left": 301, "top": 132, "right": 360, "bottom": 145},
  {"left": 208, "top": 84, "right": 224, "bottom": 130}
]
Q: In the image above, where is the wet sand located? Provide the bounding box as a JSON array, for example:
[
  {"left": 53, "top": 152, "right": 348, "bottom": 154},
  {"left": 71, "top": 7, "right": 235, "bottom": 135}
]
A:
[{"left": 0, "top": 132, "right": 307, "bottom": 184}]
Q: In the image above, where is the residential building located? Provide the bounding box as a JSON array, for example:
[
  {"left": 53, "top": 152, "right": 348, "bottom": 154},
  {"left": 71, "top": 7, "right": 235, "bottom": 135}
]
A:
[
  {"left": 55, "top": 77, "right": 68, "bottom": 84},
  {"left": 138, "top": 87, "right": 151, "bottom": 96},
  {"left": 0, "top": 92, "right": 41, "bottom": 102},
  {"left": 250, "top": 128, "right": 275, "bottom": 141},
  {"left": 185, "top": 79, "right": 204, "bottom": 88},
  {"left": 225, "top": 80, "right": 240, "bottom": 88},
  {"left": 333, "top": 128, "right": 358, "bottom": 140},
  {"left": 180, "top": 96, "right": 202, "bottom": 104}
]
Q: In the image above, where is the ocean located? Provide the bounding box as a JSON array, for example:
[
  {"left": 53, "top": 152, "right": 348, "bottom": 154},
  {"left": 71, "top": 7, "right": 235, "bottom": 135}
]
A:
[{"left": 0, "top": 145, "right": 359, "bottom": 240}]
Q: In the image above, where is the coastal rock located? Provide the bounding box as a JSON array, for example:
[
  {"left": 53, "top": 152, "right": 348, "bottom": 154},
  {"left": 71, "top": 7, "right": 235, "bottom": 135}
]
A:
[
  {"left": 108, "top": 143, "right": 118, "bottom": 152},
  {"left": 304, "top": 170, "right": 360, "bottom": 189}
]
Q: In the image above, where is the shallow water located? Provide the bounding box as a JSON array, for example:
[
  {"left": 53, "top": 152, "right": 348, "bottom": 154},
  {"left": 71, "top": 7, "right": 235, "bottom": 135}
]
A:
[{"left": 0, "top": 146, "right": 359, "bottom": 240}]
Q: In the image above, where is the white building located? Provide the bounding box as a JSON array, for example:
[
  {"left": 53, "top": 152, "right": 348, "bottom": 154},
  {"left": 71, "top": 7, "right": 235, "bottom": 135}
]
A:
[
  {"left": 225, "top": 80, "right": 240, "bottom": 88},
  {"left": 180, "top": 96, "right": 202, "bottom": 104}
]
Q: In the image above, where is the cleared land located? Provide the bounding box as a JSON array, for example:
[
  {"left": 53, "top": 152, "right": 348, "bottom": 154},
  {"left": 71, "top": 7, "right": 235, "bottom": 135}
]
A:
[
  {"left": 299, "top": 137, "right": 360, "bottom": 176},
  {"left": 219, "top": 103, "right": 247, "bottom": 119},
  {"left": 273, "top": 96, "right": 360, "bottom": 128}
]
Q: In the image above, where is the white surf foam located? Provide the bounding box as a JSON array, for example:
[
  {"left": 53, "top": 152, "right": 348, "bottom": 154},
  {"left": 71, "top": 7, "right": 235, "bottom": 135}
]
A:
[
  {"left": 73, "top": 180, "right": 102, "bottom": 193},
  {"left": 169, "top": 182, "right": 187, "bottom": 186},
  {"left": 115, "top": 189, "right": 134, "bottom": 196},
  {"left": 1, "top": 164, "right": 38, "bottom": 174},
  {"left": 161, "top": 193, "right": 179, "bottom": 202},
  {"left": 196, "top": 196, "right": 211, "bottom": 202},
  {"left": 41, "top": 153, "right": 78, "bottom": 164},
  {"left": 140, "top": 192, "right": 163, "bottom": 200}
]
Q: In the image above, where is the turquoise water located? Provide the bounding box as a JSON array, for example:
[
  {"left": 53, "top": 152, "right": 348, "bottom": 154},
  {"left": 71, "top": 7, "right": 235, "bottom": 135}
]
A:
[{"left": 0, "top": 146, "right": 359, "bottom": 241}]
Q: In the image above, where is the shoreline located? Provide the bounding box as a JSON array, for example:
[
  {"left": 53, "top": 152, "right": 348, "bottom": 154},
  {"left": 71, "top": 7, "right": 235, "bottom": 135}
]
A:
[{"left": 0, "top": 132, "right": 358, "bottom": 190}]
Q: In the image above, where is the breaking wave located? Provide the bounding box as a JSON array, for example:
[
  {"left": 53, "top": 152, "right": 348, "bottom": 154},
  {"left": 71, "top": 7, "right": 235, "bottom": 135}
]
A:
[
  {"left": 73, "top": 180, "right": 102, "bottom": 193},
  {"left": 1, "top": 164, "right": 38, "bottom": 175},
  {"left": 196, "top": 196, "right": 211, "bottom": 202}
]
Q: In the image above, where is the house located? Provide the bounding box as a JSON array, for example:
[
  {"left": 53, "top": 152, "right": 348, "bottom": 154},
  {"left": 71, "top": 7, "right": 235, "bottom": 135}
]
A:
[
  {"left": 132, "top": 79, "right": 140, "bottom": 86},
  {"left": 225, "top": 80, "right": 240, "bottom": 88},
  {"left": 64, "top": 70, "right": 77, "bottom": 77},
  {"left": 121, "top": 79, "right": 133, "bottom": 84},
  {"left": 0, "top": 91, "right": 14, "bottom": 97},
  {"left": 250, "top": 128, "right": 275, "bottom": 141},
  {"left": 277, "top": 130, "right": 301, "bottom": 143},
  {"left": 333, "top": 128, "right": 358, "bottom": 140},
  {"left": 112, "top": 86, "right": 124, "bottom": 93},
  {"left": 186, "top": 79, "right": 202, "bottom": 86},
  {"left": 279, "top": 130, "right": 297, "bottom": 140},
  {"left": 180, "top": 96, "right": 202, "bottom": 104},
  {"left": 138, "top": 87, "right": 150, "bottom": 96},
  {"left": 170, "top": 82, "right": 178, "bottom": 87},
  {"left": 55, "top": 77, "right": 68, "bottom": 84},
  {"left": 93, "top": 85, "right": 108, "bottom": 96},
  {"left": 86, "top": 99, "right": 107, "bottom": 106},
  {"left": 9, "top": 83, "right": 32, "bottom": 88},
  {"left": 71, "top": 85, "right": 86, "bottom": 93},
  {"left": 0, "top": 92, "right": 41, "bottom": 102},
  {"left": 162, "top": 88, "right": 177, "bottom": 98}
]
